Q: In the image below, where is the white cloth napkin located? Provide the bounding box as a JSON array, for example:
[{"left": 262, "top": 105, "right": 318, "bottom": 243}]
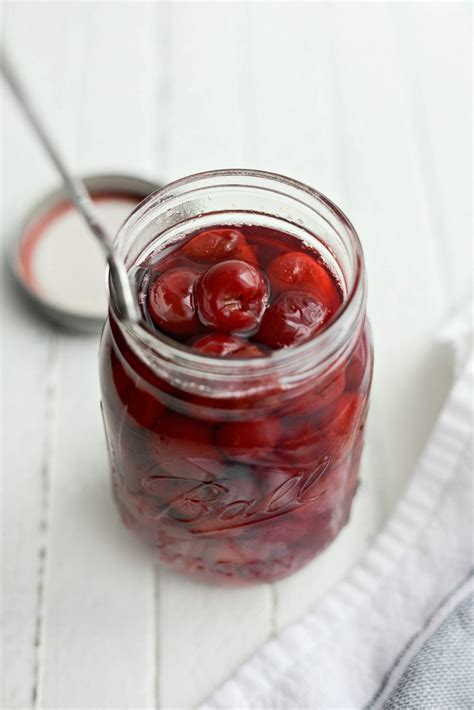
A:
[{"left": 201, "top": 308, "right": 473, "bottom": 710}]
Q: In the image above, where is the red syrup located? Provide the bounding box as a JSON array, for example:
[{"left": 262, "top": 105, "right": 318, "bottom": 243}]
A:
[{"left": 100, "top": 225, "right": 372, "bottom": 584}]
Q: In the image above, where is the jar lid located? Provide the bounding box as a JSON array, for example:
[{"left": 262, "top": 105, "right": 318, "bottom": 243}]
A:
[{"left": 7, "top": 173, "right": 160, "bottom": 333}]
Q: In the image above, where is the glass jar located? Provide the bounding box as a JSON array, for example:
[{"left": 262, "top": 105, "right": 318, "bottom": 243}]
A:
[{"left": 99, "top": 169, "right": 373, "bottom": 585}]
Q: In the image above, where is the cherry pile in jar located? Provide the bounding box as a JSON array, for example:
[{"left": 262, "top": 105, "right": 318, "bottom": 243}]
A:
[
  {"left": 100, "top": 225, "right": 372, "bottom": 585},
  {"left": 136, "top": 226, "right": 342, "bottom": 349}
]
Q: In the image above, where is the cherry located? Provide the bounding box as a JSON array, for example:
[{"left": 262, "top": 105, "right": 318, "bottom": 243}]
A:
[
  {"left": 284, "top": 368, "right": 346, "bottom": 416},
  {"left": 108, "top": 316, "right": 176, "bottom": 396},
  {"left": 328, "top": 393, "right": 365, "bottom": 453},
  {"left": 193, "top": 334, "right": 264, "bottom": 358},
  {"left": 183, "top": 378, "right": 281, "bottom": 423},
  {"left": 267, "top": 252, "right": 341, "bottom": 311},
  {"left": 281, "top": 393, "right": 365, "bottom": 465},
  {"left": 257, "top": 290, "right": 330, "bottom": 348},
  {"left": 111, "top": 349, "right": 165, "bottom": 429},
  {"left": 182, "top": 228, "right": 258, "bottom": 265},
  {"left": 126, "top": 387, "right": 165, "bottom": 430},
  {"left": 216, "top": 417, "right": 281, "bottom": 464},
  {"left": 186, "top": 337, "right": 275, "bottom": 419},
  {"left": 313, "top": 369, "right": 347, "bottom": 409},
  {"left": 196, "top": 260, "right": 268, "bottom": 334},
  {"left": 278, "top": 417, "right": 327, "bottom": 466},
  {"left": 148, "top": 410, "right": 216, "bottom": 473},
  {"left": 148, "top": 268, "right": 200, "bottom": 335}
]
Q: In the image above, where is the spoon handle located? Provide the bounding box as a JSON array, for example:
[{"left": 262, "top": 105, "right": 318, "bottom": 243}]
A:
[{"left": 0, "top": 48, "right": 140, "bottom": 324}]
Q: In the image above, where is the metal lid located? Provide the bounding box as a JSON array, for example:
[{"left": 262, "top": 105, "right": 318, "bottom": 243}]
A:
[{"left": 7, "top": 173, "right": 160, "bottom": 333}]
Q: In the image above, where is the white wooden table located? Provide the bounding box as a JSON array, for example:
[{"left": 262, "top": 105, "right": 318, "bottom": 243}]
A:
[{"left": 2, "top": 3, "right": 471, "bottom": 709}]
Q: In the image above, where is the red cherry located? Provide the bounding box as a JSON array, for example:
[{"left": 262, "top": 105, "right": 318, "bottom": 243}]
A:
[
  {"left": 193, "top": 334, "right": 264, "bottom": 358},
  {"left": 183, "top": 379, "right": 281, "bottom": 423},
  {"left": 216, "top": 417, "right": 281, "bottom": 464},
  {"left": 285, "top": 369, "right": 346, "bottom": 416},
  {"left": 186, "top": 333, "right": 279, "bottom": 417},
  {"left": 257, "top": 290, "right": 330, "bottom": 348},
  {"left": 148, "top": 268, "right": 200, "bottom": 335},
  {"left": 328, "top": 393, "right": 365, "bottom": 441},
  {"left": 148, "top": 410, "right": 216, "bottom": 472},
  {"left": 278, "top": 418, "right": 327, "bottom": 466},
  {"left": 267, "top": 252, "right": 341, "bottom": 311},
  {"left": 111, "top": 349, "right": 165, "bottom": 429},
  {"left": 282, "top": 393, "right": 365, "bottom": 464},
  {"left": 314, "top": 370, "right": 347, "bottom": 409},
  {"left": 183, "top": 228, "right": 258, "bottom": 265},
  {"left": 126, "top": 387, "right": 165, "bottom": 430},
  {"left": 108, "top": 316, "right": 176, "bottom": 396},
  {"left": 196, "top": 260, "right": 268, "bottom": 334}
]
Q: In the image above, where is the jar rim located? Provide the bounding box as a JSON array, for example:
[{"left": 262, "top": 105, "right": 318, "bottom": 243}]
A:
[{"left": 112, "top": 168, "right": 366, "bottom": 387}]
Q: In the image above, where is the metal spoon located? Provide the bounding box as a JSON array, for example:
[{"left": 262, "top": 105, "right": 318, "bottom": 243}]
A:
[{"left": 0, "top": 49, "right": 141, "bottom": 325}]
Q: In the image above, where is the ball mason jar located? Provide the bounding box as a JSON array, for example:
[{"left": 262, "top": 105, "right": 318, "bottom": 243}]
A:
[{"left": 99, "top": 170, "right": 373, "bottom": 585}]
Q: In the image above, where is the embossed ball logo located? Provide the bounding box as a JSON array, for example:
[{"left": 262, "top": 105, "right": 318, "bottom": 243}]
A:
[{"left": 141, "top": 457, "right": 331, "bottom": 533}]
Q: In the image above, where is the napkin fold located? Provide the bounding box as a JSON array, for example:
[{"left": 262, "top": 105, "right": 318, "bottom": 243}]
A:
[{"left": 201, "top": 308, "right": 473, "bottom": 710}]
